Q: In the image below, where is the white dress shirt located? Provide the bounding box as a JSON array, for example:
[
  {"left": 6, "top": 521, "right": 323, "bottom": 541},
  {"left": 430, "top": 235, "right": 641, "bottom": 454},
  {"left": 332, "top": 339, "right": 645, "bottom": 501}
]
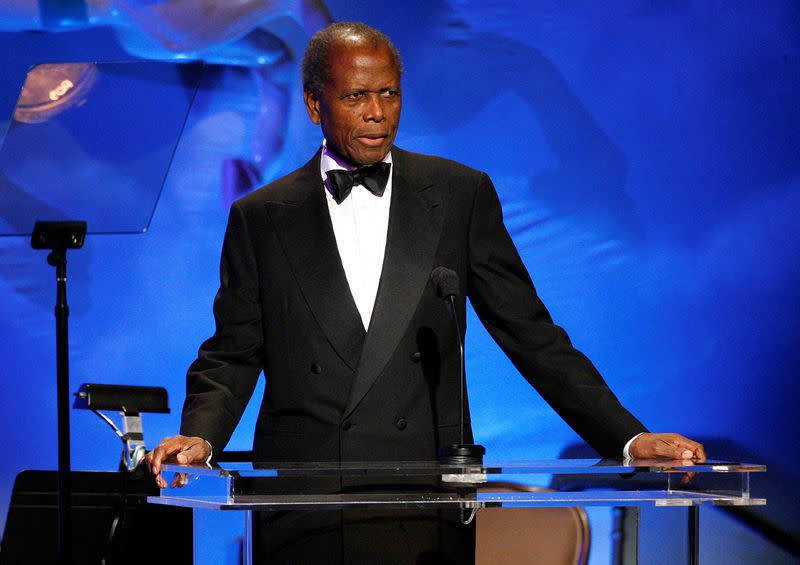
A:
[
  {"left": 320, "top": 143, "right": 392, "bottom": 330},
  {"left": 318, "top": 142, "right": 641, "bottom": 458}
]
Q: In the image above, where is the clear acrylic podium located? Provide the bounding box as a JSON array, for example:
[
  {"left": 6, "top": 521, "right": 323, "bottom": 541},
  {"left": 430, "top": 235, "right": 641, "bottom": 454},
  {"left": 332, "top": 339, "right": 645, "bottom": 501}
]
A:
[{"left": 148, "top": 458, "right": 765, "bottom": 564}]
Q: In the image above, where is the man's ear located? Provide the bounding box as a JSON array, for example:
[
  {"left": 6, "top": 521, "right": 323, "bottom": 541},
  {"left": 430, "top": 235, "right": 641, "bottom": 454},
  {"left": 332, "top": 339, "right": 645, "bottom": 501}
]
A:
[{"left": 303, "top": 90, "right": 322, "bottom": 125}]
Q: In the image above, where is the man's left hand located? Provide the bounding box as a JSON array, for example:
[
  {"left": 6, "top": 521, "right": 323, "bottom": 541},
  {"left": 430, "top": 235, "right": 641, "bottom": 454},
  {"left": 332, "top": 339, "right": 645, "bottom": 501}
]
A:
[{"left": 629, "top": 432, "right": 706, "bottom": 462}]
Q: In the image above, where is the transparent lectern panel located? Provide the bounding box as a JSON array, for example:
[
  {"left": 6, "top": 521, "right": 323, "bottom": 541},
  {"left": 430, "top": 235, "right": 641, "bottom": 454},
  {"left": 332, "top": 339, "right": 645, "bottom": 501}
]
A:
[
  {"left": 153, "top": 459, "right": 766, "bottom": 511},
  {"left": 0, "top": 61, "right": 203, "bottom": 235}
]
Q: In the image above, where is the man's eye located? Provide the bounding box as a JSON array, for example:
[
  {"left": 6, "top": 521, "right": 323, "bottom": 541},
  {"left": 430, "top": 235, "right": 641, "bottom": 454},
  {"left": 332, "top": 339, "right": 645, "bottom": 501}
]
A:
[
  {"left": 382, "top": 89, "right": 399, "bottom": 97},
  {"left": 347, "top": 92, "right": 364, "bottom": 100}
]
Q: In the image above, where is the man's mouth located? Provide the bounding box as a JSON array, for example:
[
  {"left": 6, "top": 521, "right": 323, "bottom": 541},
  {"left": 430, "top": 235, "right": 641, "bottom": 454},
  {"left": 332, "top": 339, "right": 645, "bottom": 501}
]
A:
[{"left": 357, "top": 133, "right": 387, "bottom": 147}]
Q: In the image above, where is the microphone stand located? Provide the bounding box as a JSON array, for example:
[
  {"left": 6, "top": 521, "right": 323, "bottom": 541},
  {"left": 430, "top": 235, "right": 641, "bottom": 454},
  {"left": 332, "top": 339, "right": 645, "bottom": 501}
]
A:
[
  {"left": 450, "top": 295, "right": 466, "bottom": 445},
  {"left": 437, "top": 293, "right": 485, "bottom": 466}
]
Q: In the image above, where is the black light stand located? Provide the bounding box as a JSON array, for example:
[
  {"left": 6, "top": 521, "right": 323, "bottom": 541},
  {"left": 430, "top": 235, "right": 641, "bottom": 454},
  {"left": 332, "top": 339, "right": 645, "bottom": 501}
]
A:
[
  {"left": 73, "top": 383, "right": 170, "bottom": 563},
  {"left": 31, "top": 220, "right": 87, "bottom": 564}
]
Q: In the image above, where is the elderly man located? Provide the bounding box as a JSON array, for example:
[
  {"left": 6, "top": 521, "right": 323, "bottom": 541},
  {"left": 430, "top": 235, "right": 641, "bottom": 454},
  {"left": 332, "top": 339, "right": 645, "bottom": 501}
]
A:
[{"left": 146, "top": 21, "right": 705, "bottom": 562}]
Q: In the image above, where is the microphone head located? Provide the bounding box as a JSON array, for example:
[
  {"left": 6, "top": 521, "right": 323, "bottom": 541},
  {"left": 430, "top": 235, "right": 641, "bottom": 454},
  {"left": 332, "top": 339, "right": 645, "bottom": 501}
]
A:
[{"left": 430, "top": 266, "right": 460, "bottom": 299}]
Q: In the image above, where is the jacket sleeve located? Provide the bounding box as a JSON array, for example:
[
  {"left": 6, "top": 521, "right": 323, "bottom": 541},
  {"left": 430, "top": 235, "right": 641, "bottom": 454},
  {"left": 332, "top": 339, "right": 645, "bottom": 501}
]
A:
[
  {"left": 179, "top": 201, "right": 264, "bottom": 454},
  {"left": 465, "top": 172, "right": 647, "bottom": 457}
]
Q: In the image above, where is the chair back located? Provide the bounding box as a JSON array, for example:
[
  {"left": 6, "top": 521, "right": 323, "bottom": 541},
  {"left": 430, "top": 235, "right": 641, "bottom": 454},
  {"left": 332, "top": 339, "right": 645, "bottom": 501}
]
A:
[{"left": 476, "top": 481, "right": 590, "bottom": 565}]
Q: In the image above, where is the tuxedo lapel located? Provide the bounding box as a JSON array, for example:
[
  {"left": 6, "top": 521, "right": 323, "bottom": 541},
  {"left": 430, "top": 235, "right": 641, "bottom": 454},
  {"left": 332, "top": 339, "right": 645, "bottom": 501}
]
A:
[
  {"left": 343, "top": 149, "right": 444, "bottom": 418},
  {"left": 265, "top": 153, "right": 366, "bottom": 373}
]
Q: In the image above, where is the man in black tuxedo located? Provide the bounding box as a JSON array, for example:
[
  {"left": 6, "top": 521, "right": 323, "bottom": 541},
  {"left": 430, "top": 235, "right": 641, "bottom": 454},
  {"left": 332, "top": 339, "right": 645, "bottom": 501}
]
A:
[{"left": 146, "top": 21, "right": 705, "bottom": 561}]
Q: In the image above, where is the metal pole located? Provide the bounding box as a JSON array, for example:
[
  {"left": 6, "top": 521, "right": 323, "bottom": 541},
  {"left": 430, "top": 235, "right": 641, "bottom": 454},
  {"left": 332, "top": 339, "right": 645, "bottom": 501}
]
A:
[
  {"left": 51, "top": 250, "right": 72, "bottom": 563},
  {"left": 688, "top": 506, "right": 699, "bottom": 565}
]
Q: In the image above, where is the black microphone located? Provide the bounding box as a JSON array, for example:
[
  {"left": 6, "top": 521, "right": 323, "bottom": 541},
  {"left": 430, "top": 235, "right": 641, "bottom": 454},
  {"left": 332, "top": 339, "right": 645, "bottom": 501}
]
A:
[
  {"left": 430, "top": 267, "right": 485, "bottom": 466},
  {"left": 431, "top": 266, "right": 459, "bottom": 301}
]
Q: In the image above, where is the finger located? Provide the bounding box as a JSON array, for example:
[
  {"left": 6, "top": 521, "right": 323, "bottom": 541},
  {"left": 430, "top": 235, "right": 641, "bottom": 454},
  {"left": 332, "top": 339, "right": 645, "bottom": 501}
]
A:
[
  {"left": 672, "top": 436, "right": 704, "bottom": 461},
  {"left": 150, "top": 446, "right": 169, "bottom": 476},
  {"left": 170, "top": 473, "right": 189, "bottom": 488},
  {"left": 150, "top": 438, "right": 188, "bottom": 476},
  {"left": 693, "top": 443, "right": 707, "bottom": 463},
  {"left": 149, "top": 443, "right": 169, "bottom": 475},
  {"left": 651, "top": 438, "right": 682, "bottom": 459},
  {"left": 175, "top": 439, "right": 209, "bottom": 465},
  {"left": 655, "top": 437, "right": 695, "bottom": 460},
  {"left": 670, "top": 434, "right": 702, "bottom": 451},
  {"left": 142, "top": 450, "right": 163, "bottom": 487}
]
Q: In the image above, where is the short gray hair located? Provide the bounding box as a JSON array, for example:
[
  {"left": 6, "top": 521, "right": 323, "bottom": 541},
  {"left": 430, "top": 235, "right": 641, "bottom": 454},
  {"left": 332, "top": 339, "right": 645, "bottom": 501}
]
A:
[{"left": 302, "top": 22, "right": 403, "bottom": 97}]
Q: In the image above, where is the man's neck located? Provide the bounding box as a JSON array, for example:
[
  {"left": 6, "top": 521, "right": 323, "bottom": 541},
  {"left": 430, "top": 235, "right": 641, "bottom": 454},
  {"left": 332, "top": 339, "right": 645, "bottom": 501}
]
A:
[{"left": 322, "top": 142, "right": 390, "bottom": 171}]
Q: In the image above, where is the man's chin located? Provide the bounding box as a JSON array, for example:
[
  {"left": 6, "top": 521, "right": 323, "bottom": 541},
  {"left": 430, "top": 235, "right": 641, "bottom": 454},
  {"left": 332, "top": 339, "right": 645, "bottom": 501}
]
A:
[{"left": 348, "top": 146, "right": 392, "bottom": 167}]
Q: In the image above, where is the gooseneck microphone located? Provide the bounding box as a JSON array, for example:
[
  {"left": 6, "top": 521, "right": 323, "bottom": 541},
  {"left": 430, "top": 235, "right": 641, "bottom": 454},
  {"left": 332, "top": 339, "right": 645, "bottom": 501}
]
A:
[
  {"left": 430, "top": 267, "right": 486, "bottom": 465},
  {"left": 431, "top": 266, "right": 460, "bottom": 303}
]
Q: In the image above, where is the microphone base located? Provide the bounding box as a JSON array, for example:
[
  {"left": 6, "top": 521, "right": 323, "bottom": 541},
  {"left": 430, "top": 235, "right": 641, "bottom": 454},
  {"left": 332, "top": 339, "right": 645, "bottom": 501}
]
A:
[{"left": 438, "top": 444, "right": 486, "bottom": 466}]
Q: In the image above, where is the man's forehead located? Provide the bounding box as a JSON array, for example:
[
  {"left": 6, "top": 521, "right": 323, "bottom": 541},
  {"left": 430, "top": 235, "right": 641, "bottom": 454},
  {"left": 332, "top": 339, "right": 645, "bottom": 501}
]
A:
[
  {"left": 327, "top": 43, "right": 399, "bottom": 79},
  {"left": 329, "top": 40, "right": 392, "bottom": 61}
]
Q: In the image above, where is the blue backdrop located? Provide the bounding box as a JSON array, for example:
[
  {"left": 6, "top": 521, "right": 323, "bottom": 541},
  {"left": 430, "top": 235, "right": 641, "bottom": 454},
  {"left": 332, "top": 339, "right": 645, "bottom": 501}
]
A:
[{"left": 1, "top": 1, "right": 798, "bottom": 562}]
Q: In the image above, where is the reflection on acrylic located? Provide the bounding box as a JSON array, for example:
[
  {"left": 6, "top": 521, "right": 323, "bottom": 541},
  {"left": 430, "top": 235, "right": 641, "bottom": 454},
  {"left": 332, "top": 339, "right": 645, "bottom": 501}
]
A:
[{"left": 13, "top": 63, "right": 97, "bottom": 124}]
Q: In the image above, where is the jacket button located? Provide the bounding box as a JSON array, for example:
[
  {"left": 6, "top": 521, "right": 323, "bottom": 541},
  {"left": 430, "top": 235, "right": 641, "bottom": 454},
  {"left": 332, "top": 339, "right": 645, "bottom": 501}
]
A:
[
  {"left": 342, "top": 420, "right": 352, "bottom": 431},
  {"left": 395, "top": 418, "right": 407, "bottom": 430},
  {"left": 311, "top": 363, "right": 322, "bottom": 374},
  {"left": 410, "top": 352, "right": 422, "bottom": 363}
]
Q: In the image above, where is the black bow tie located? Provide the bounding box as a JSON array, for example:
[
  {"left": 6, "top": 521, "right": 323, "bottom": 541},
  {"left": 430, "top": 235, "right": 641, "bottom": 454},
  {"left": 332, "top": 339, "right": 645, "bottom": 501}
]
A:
[{"left": 326, "top": 162, "right": 391, "bottom": 204}]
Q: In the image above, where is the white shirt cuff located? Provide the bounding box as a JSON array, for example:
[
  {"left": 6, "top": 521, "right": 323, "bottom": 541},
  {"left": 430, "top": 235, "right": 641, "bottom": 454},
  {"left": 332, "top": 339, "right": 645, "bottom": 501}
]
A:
[
  {"left": 203, "top": 439, "right": 213, "bottom": 466},
  {"left": 623, "top": 433, "right": 644, "bottom": 460}
]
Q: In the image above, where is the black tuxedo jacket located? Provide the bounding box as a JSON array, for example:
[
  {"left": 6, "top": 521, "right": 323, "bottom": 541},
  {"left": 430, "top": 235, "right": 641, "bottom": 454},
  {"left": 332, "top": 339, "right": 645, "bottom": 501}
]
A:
[{"left": 180, "top": 147, "right": 647, "bottom": 461}]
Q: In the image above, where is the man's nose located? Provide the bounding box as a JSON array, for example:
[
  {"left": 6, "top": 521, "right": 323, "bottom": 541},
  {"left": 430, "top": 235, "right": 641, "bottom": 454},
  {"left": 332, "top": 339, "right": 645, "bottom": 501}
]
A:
[{"left": 363, "top": 94, "right": 385, "bottom": 122}]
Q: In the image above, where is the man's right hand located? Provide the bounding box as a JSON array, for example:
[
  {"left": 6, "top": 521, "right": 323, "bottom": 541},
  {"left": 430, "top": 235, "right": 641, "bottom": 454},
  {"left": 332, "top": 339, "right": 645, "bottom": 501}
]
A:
[{"left": 143, "top": 435, "right": 212, "bottom": 488}]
